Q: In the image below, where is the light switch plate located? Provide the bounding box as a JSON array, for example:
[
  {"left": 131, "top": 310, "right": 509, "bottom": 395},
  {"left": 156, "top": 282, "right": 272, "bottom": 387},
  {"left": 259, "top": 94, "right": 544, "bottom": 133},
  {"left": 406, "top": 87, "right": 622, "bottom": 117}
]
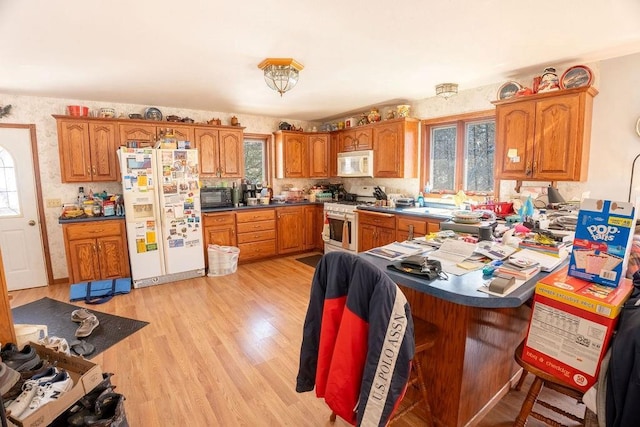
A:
[{"left": 46, "top": 198, "right": 62, "bottom": 208}]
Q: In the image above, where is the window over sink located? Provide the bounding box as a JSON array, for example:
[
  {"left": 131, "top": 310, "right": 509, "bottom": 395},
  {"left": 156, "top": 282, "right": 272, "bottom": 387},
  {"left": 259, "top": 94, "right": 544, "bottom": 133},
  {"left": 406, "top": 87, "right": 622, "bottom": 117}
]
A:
[{"left": 422, "top": 110, "right": 495, "bottom": 195}]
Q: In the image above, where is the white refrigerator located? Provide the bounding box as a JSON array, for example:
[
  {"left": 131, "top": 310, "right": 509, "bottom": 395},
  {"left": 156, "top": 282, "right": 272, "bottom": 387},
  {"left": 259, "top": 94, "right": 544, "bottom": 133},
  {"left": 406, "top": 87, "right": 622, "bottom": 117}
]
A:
[{"left": 119, "top": 147, "right": 205, "bottom": 288}]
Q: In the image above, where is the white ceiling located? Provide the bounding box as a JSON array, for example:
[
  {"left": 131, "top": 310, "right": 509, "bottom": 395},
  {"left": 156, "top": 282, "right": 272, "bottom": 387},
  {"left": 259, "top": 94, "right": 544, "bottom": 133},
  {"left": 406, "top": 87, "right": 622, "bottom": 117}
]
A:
[{"left": 2, "top": 0, "right": 640, "bottom": 122}]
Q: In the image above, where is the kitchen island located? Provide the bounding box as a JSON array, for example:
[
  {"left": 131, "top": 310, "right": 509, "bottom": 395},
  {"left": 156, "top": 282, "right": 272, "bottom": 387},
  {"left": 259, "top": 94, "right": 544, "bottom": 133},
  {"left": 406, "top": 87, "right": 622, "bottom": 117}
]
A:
[{"left": 362, "top": 253, "right": 542, "bottom": 427}]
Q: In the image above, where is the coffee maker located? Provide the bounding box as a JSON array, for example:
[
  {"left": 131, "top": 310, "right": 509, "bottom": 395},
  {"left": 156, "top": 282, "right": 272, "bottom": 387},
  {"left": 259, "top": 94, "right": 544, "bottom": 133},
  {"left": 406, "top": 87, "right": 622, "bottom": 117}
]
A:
[{"left": 242, "top": 182, "right": 256, "bottom": 204}]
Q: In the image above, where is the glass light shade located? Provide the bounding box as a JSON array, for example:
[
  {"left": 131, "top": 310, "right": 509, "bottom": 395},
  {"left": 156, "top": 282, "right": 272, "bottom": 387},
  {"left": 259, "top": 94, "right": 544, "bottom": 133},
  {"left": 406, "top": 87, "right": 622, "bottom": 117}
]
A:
[
  {"left": 435, "top": 83, "right": 458, "bottom": 99},
  {"left": 263, "top": 65, "right": 299, "bottom": 96}
]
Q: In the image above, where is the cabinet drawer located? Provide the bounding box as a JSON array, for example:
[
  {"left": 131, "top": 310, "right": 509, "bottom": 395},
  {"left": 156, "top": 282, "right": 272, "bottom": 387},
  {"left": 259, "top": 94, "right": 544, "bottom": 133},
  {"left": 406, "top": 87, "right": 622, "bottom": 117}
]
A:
[
  {"left": 237, "top": 229, "right": 276, "bottom": 244},
  {"left": 63, "top": 220, "right": 124, "bottom": 240},
  {"left": 397, "top": 216, "right": 427, "bottom": 234},
  {"left": 203, "top": 213, "right": 235, "bottom": 227},
  {"left": 236, "top": 209, "right": 275, "bottom": 223},
  {"left": 357, "top": 212, "right": 395, "bottom": 229},
  {"left": 236, "top": 219, "right": 276, "bottom": 234},
  {"left": 238, "top": 240, "right": 276, "bottom": 260}
]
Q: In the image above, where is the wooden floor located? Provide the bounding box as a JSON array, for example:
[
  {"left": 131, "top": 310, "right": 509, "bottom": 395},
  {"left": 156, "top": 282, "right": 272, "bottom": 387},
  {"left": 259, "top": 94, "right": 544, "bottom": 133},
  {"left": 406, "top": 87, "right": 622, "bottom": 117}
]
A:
[{"left": 7, "top": 253, "right": 588, "bottom": 426}]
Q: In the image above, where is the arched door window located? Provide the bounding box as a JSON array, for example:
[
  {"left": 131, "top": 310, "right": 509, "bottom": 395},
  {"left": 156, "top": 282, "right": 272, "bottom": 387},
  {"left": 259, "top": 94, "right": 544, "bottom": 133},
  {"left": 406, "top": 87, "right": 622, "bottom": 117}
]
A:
[{"left": 0, "top": 147, "right": 20, "bottom": 216}]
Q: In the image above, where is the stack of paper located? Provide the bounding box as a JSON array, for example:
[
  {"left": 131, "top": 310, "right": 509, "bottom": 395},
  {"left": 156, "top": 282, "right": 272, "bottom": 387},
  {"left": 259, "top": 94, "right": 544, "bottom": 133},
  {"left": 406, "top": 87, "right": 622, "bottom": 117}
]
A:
[{"left": 366, "top": 241, "right": 426, "bottom": 261}]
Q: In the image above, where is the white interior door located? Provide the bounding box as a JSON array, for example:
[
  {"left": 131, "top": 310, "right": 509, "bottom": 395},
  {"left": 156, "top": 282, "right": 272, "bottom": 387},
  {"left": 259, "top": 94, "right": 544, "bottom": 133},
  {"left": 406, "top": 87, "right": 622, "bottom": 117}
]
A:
[{"left": 0, "top": 127, "right": 47, "bottom": 290}]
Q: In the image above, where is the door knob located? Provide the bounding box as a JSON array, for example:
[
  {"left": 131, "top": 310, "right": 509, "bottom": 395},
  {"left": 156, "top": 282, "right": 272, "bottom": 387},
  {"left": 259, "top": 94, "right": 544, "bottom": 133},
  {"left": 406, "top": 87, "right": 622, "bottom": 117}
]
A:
[{"left": 28, "top": 220, "right": 36, "bottom": 226}]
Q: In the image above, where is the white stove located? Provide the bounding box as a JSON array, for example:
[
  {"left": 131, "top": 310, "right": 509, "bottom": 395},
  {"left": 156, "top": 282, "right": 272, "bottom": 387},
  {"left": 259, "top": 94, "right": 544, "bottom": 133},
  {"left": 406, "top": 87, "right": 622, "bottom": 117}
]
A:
[{"left": 323, "top": 186, "right": 384, "bottom": 254}]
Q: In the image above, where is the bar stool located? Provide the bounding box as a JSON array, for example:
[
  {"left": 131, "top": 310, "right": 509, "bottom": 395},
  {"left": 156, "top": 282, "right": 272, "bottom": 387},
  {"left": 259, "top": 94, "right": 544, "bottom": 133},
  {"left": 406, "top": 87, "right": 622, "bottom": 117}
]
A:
[
  {"left": 513, "top": 341, "right": 589, "bottom": 426},
  {"left": 388, "top": 316, "right": 438, "bottom": 426},
  {"left": 329, "top": 317, "right": 438, "bottom": 426}
]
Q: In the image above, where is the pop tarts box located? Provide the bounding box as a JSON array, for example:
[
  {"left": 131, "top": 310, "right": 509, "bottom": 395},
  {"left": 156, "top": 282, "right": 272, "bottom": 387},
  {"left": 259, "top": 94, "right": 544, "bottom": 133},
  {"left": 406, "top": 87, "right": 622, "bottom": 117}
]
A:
[{"left": 568, "top": 199, "right": 637, "bottom": 287}]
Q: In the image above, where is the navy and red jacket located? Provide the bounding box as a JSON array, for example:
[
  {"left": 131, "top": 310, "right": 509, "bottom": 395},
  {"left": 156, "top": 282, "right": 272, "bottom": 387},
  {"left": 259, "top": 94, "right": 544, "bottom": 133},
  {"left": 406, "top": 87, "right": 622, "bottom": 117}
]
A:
[{"left": 296, "top": 252, "right": 415, "bottom": 426}]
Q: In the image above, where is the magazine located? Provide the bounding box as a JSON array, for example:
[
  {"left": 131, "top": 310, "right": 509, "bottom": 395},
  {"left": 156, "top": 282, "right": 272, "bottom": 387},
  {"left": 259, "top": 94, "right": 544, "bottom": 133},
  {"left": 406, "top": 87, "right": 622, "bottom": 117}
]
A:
[
  {"left": 366, "top": 241, "right": 426, "bottom": 261},
  {"left": 475, "top": 242, "right": 518, "bottom": 261}
]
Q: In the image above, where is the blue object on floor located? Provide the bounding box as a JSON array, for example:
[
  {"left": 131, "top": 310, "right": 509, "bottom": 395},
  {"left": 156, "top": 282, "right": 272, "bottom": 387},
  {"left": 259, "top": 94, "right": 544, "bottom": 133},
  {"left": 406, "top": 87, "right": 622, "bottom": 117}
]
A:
[{"left": 69, "top": 278, "right": 132, "bottom": 304}]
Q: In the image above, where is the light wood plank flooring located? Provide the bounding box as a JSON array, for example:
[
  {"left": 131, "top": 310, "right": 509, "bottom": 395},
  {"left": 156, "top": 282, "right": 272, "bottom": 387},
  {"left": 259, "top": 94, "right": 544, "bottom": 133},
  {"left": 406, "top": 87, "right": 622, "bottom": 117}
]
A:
[{"left": 7, "top": 254, "right": 587, "bottom": 426}]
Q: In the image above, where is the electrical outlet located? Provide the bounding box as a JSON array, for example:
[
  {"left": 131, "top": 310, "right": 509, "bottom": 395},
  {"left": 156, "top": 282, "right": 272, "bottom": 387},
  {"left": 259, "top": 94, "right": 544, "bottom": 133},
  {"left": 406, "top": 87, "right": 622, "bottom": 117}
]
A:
[{"left": 46, "top": 198, "right": 62, "bottom": 208}]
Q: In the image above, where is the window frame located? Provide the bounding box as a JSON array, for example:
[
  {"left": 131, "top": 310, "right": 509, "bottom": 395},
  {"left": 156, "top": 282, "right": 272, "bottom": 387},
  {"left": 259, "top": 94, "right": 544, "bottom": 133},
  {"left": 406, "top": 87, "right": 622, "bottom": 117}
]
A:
[
  {"left": 243, "top": 133, "right": 273, "bottom": 186},
  {"left": 421, "top": 109, "right": 496, "bottom": 197}
]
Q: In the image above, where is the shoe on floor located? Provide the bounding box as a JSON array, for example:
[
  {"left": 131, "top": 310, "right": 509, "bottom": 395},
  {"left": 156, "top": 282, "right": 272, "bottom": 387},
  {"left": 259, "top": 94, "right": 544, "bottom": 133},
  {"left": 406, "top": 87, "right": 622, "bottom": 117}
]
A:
[
  {"left": 75, "top": 315, "right": 100, "bottom": 338},
  {"left": 17, "top": 369, "right": 73, "bottom": 420},
  {"left": 71, "top": 308, "right": 94, "bottom": 323},
  {"left": 70, "top": 340, "right": 95, "bottom": 357},
  {"left": 39, "top": 336, "right": 71, "bottom": 356},
  {"left": 0, "top": 361, "right": 20, "bottom": 396},
  {"left": 5, "top": 366, "right": 59, "bottom": 419},
  {"left": 2, "top": 344, "right": 42, "bottom": 372}
]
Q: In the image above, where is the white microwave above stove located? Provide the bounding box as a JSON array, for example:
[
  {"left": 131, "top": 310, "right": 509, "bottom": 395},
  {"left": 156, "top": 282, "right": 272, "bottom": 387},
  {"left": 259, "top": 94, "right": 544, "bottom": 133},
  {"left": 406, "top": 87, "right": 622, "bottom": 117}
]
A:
[{"left": 337, "top": 150, "right": 374, "bottom": 177}]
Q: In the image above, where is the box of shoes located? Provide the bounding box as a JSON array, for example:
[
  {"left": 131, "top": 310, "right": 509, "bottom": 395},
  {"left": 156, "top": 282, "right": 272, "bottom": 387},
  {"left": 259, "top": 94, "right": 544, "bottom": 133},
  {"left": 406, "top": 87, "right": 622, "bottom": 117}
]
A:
[{"left": 8, "top": 342, "right": 103, "bottom": 427}]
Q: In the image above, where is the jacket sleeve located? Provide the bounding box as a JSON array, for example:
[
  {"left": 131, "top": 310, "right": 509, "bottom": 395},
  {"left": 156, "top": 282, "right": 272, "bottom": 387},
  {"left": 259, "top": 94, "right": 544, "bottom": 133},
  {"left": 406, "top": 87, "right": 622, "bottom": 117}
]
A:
[{"left": 296, "top": 257, "right": 328, "bottom": 392}]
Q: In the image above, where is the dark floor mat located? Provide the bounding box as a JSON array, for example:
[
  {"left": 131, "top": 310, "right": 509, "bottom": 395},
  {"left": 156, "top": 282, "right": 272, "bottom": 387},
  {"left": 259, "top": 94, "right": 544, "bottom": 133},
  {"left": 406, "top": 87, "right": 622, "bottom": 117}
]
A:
[
  {"left": 296, "top": 254, "right": 323, "bottom": 268},
  {"left": 11, "top": 297, "right": 148, "bottom": 359}
]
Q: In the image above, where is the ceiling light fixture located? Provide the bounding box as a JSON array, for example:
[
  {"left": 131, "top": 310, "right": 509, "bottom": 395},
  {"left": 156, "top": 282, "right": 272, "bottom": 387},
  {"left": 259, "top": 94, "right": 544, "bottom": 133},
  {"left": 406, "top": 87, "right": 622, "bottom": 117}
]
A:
[
  {"left": 257, "top": 58, "right": 304, "bottom": 96},
  {"left": 435, "top": 83, "right": 458, "bottom": 99}
]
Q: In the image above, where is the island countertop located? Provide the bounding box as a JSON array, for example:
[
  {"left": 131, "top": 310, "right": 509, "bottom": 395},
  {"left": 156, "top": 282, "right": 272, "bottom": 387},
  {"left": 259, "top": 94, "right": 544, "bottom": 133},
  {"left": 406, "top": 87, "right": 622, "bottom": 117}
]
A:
[{"left": 361, "top": 253, "right": 550, "bottom": 308}]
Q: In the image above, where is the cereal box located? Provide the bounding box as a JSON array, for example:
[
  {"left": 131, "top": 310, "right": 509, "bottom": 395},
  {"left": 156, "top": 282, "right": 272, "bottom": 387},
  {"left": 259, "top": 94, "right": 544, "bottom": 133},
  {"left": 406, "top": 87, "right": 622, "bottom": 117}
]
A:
[{"left": 568, "top": 199, "right": 637, "bottom": 287}]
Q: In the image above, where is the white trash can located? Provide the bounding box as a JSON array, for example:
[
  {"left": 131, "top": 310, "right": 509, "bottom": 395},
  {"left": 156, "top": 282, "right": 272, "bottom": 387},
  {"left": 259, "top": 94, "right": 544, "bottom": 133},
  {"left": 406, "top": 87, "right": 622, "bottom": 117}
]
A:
[{"left": 207, "top": 244, "right": 240, "bottom": 277}]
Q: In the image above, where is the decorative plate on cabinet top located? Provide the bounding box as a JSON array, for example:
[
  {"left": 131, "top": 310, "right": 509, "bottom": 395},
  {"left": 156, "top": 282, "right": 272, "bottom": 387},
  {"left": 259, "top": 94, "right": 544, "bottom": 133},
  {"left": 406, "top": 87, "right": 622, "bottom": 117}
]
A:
[
  {"left": 560, "top": 65, "right": 593, "bottom": 89},
  {"left": 497, "top": 81, "right": 523, "bottom": 100},
  {"left": 144, "top": 107, "right": 163, "bottom": 121}
]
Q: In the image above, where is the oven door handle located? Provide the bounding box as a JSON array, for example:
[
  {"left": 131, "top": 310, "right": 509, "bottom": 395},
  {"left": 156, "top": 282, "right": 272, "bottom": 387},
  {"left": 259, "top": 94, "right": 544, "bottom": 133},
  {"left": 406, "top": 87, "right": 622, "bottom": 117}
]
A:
[{"left": 326, "top": 212, "right": 354, "bottom": 220}]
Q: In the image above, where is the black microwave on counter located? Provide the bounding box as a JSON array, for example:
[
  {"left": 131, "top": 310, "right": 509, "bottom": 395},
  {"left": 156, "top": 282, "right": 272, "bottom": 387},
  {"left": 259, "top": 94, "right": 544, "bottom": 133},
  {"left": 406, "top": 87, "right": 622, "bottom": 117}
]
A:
[{"left": 201, "top": 187, "right": 233, "bottom": 208}]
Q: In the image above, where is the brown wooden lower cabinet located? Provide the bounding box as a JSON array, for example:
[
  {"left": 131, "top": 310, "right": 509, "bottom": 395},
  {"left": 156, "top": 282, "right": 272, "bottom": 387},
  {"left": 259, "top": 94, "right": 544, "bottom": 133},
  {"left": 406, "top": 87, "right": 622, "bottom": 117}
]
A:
[
  {"left": 396, "top": 214, "right": 443, "bottom": 242},
  {"left": 202, "top": 212, "right": 237, "bottom": 268},
  {"left": 236, "top": 209, "right": 276, "bottom": 261},
  {"left": 276, "top": 206, "right": 305, "bottom": 254},
  {"left": 62, "top": 220, "right": 130, "bottom": 284},
  {"left": 357, "top": 211, "right": 396, "bottom": 252}
]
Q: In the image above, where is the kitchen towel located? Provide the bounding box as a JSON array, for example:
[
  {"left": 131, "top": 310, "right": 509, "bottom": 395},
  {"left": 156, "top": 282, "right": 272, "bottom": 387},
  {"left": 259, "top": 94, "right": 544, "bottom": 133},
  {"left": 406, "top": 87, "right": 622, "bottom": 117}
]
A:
[
  {"left": 342, "top": 219, "right": 349, "bottom": 249},
  {"left": 70, "top": 278, "right": 132, "bottom": 304}
]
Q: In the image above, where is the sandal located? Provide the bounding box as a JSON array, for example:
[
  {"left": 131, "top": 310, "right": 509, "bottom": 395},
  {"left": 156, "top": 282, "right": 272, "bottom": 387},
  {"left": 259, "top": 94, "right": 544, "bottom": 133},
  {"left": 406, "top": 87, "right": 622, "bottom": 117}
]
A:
[{"left": 70, "top": 340, "right": 95, "bottom": 356}]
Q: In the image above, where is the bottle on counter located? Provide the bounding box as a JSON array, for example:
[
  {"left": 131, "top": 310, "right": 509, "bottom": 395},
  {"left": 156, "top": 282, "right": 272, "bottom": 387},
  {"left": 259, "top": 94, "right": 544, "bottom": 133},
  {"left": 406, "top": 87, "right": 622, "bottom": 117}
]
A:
[
  {"left": 77, "top": 186, "right": 85, "bottom": 206},
  {"left": 417, "top": 192, "right": 425, "bottom": 207}
]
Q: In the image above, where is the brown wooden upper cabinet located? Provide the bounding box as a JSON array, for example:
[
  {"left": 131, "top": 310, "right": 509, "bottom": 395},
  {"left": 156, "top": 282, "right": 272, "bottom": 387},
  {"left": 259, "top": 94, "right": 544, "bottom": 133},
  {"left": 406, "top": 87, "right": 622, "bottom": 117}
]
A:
[
  {"left": 193, "top": 127, "right": 244, "bottom": 178},
  {"left": 274, "top": 131, "right": 329, "bottom": 178},
  {"left": 56, "top": 118, "right": 119, "bottom": 182},
  {"left": 493, "top": 86, "right": 598, "bottom": 181},
  {"left": 372, "top": 118, "right": 419, "bottom": 178},
  {"left": 118, "top": 123, "right": 194, "bottom": 148},
  {"left": 339, "top": 127, "right": 372, "bottom": 152}
]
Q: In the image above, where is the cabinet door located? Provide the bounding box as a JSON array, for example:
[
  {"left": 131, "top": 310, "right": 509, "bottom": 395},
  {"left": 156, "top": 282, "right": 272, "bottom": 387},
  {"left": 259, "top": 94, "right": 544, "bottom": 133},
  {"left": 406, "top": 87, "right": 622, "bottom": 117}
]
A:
[
  {"left": 118, "top": 123, "right": 157, "bottom": 147},
  {"left": 358, "top": 223, "right": 377, "bottom": 252},
  {"left": 534, "top": 94, "right": 581, "bottom": 180},
  {"left": 315, "top": 205, "right": 324, "bottom": 251},
  {"left": 354, "top": 128, "right": 373, "bottom": 150},
  {"left": 89, "top": 122, "right": 119, "bottom": 181},
  {"left": 276, "top": 207, "right": 305, "bottom": 254},
  {"left": 68, "top": 239, "right": 100, "bottom": 283},
  {"left": 376, "top": 226, "right": 396, "bottom": 248},
  {"left": 329, "top": 133, "right": 339, "bottom": 177},
  {"left": 339, "top": 131, "right": 357, "bottom": 152},
  {"left": 495, "top": 102, "right": 536, "bottom": 179},
  {"left": 283, "top": 133, "right": 307, "bottom": 178},
  {"left": 308, "top": 133, "right": 329, "bottom": 178},
  {"left": 303, "top": 206, "right": 317, "bottom": 250},
  {"left": 373, "top": 122, "right": 403, "bottom": 178},
  {"left": 194, "top": 128, "right": 220, "bottom": 177},
  {"left": 58, "top": 120, "right": 92, "bottom": 182},
  {"left": 157, "top": 125, "right": 194, "bottom": 144},
  {"left": 219, "top": 129, "right": 244, "bottom": 178},
  {"left": 97, "top": 235, "right": 130, "bottom": 279}
]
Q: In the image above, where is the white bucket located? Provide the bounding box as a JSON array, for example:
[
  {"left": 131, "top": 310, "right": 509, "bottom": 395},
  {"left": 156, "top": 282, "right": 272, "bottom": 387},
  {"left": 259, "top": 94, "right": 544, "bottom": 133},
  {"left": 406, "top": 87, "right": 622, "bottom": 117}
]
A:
[
  {"left": 208, "top": 245, "right": 240, "bottom": 277},
  {"left": 14, "top": 324, "right": 48, "bottom": 350}
]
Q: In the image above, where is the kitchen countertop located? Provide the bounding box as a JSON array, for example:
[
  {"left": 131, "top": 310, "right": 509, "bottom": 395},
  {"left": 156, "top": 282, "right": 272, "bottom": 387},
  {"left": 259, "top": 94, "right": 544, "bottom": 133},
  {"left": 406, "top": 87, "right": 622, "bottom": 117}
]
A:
[
  {"left": 202, "top": 201, "right": 324, "bottom": 213},
  {"left": 361, "top": 252, "right": 556, "bottom": 308},
  {"left": 356, "top": 204, "right": 454, "bottom": 219}
]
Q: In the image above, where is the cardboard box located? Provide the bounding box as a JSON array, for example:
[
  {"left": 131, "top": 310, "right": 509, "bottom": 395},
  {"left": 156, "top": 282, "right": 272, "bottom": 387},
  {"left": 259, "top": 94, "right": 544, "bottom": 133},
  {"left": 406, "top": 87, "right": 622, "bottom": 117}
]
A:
[
  {"left": 8, "top": 343, "right": 103, "bottom": 427},
  {"left": 568, "top": 198, "right": 636, "bottom": 287},
  {"left": 522, "top": 268, "right": 633, "bottom": 392}
]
